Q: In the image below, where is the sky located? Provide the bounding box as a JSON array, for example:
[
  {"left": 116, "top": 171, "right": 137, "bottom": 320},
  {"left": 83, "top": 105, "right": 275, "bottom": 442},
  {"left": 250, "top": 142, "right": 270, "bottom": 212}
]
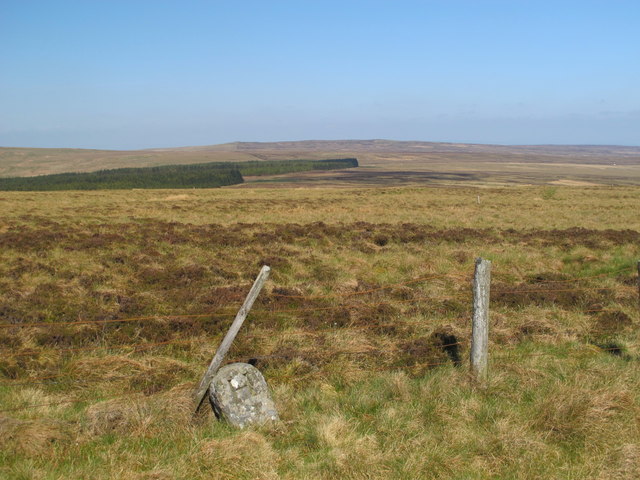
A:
[{"left": 1, "top": 0, "right": 639, "bottom": 149}]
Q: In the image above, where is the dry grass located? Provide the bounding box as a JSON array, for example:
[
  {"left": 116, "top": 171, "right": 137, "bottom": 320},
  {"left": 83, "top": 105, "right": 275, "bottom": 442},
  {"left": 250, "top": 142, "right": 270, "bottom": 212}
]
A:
[
  {"left": 0, "top": 415, "right": 71, "bottom": 457},
  {"left": 0, "top": 184, "right": 638, "bottom": 478}
]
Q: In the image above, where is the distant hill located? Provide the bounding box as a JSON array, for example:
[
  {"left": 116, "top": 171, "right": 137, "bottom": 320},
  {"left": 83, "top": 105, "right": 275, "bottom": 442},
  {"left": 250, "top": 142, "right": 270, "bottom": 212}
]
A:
[
  {"left": 1, "top": 140, "right": 639, "bottom": 186},
  {"left": 154, "top": 139, "right": 640, "bottom": 160}
]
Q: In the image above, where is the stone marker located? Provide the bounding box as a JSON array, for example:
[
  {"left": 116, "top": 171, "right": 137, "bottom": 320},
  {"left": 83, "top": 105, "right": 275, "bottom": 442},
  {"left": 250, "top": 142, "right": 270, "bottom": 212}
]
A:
[{"left": 209, "top": 362, "right": 279, "bottom": 428}]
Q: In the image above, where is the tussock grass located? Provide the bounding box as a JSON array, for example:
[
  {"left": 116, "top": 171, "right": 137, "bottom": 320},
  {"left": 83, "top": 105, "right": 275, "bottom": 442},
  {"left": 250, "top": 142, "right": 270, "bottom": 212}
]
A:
[{"left": 0, "top": 185, "right": 638, "bottom": 478}]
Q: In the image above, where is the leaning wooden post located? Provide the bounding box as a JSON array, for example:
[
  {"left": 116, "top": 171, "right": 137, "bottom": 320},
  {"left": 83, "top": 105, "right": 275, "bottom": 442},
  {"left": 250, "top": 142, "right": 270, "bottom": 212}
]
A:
[
  {"left": 470, "top": 257, "right": 491, "bottom": 382},
  {"left": 193, "top": 265, "right": 271, "bottom": 412}
]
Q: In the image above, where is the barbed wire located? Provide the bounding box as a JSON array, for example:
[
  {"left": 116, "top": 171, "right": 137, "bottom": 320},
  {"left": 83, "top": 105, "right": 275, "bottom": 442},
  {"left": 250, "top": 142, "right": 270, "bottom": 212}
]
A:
[
  {"left": 1, "top": 324, "right": 466, "bottom": 385},
  {"left": 491, "top": 265, "right": 635, "bottom": 284},
  {"left": 0, "top": 312, "right": 233, "bottom": 329},
  {"left": 251, "top": 295, "right": 468, "bottom": 315},
  {"left": 269, "top": 272, "right": 470, "bottom": 300},
  {"left": 4, "top": 337, "right": 207, "bottom": 359},
  {"left": 1, "top": 264, "right": 633, "bottom": 331},
  {"left": 1, "top": 339, "right": 636, "bottom": 412},
  {"left": 492, "top": 344, "right": 635, "bottom": 361},
  {"left": 492, "top": 285, "right": 635, "bottom": 295},
  {"left": 1, "top": 265, "right": 637, "bottom": 412}
]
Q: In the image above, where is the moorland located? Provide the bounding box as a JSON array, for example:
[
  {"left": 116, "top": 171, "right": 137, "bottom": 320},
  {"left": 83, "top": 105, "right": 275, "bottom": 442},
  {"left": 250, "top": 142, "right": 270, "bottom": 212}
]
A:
[
  {"left": 2, "top": 140, "right": 640, "bottom": 186},
  {"left": 0, "top": 141, "right": 639, "bottom": 479}
]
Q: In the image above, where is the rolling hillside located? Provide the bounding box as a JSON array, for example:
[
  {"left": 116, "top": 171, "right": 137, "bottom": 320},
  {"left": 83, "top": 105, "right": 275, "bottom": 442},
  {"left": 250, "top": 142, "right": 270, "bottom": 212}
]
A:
[{"left": 1, "top": 140, "right": 639, "bottom": 186}]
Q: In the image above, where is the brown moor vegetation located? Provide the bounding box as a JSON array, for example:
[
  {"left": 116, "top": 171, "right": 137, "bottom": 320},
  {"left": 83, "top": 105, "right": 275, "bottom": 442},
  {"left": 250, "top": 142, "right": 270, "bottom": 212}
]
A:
[{"left": 0, "top": 184, "right": 638, "bottom": 479}]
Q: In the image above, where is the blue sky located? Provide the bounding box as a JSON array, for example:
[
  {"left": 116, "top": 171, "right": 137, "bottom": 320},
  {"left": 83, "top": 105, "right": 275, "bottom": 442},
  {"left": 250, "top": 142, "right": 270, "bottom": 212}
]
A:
[{"left": 1, "top": 0, "right": 638, "bottom": 149}]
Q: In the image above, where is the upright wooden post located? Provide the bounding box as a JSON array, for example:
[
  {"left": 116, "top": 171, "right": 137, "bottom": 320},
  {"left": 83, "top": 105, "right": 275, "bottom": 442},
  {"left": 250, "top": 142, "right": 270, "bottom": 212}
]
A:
[
  {"left": 193, "top": 265, "right": 271, "bottom": 412},
  {"left": 637, "top": 260, "right": 640, "bottom": 306},
  {"left": 471, "top": 258, "right": 491, "bottom": 382}
]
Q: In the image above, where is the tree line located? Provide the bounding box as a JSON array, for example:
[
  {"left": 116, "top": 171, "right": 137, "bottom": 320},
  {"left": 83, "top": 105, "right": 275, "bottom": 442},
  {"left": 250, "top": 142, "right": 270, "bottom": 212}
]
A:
[{"left": 0, "top": 158, "right": 358, "bottom": 191}]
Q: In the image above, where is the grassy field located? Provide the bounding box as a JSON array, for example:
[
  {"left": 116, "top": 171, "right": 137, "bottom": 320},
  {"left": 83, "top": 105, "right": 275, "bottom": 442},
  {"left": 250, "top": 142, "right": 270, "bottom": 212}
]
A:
[{"left": 1, "top": 184, "right": 639, "bottom": 479}]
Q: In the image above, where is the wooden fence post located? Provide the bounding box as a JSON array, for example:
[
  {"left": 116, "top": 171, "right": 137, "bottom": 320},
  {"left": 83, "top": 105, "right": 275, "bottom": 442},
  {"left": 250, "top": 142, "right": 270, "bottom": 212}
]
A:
[
  {"left": 637, "top": 260, "right": 640, "bottom": 306},
  {"left": 470, "top": 257, "right": 491, "bottom": 382},
  {"left": 193, "top": 265, "right": 271, "bottom": 412}
]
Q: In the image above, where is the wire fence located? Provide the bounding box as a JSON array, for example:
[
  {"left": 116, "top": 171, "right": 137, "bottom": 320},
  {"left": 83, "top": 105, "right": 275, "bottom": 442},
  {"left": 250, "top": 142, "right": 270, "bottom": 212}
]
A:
[{"left": 1, "top": 263, "right": 638, "bottom": 413}]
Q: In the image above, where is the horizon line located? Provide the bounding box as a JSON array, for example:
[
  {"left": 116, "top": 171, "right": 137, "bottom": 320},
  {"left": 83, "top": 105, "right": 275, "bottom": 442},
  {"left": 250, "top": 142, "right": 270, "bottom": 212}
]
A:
[{"left": 2, "top": 138, "right": 639, "bottom": 152}]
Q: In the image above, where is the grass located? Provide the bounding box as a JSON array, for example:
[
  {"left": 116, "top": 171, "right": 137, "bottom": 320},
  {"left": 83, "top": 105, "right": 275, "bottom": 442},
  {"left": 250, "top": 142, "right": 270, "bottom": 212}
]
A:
[{"left": 0, "top": 184, "right": 638, "bottom": 479}]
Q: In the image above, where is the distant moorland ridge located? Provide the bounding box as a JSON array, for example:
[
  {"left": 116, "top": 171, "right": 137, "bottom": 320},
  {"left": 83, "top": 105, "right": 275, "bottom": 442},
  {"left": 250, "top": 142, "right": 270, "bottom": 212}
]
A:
[
  {"left": 1, "top": 140, "right": 639, "bottom": 181},
  {"left": 156, "top": 139, "right": 640, "bottom": 158}
]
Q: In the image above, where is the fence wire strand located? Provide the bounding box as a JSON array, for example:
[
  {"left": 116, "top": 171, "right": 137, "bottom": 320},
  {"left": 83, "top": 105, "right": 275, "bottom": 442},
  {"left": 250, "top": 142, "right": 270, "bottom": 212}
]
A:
[
  {"left": 492, "top": 265, "right": 635, "bottom": 284},
  {"left": 0, "top": 312, "right": 233, "bottom": 329},
  {"left": 1, "top": 264, "right": 637, "bottom": 412},
  {"left": 269, "top": 272, "right": 470, "bottom": 299}
]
